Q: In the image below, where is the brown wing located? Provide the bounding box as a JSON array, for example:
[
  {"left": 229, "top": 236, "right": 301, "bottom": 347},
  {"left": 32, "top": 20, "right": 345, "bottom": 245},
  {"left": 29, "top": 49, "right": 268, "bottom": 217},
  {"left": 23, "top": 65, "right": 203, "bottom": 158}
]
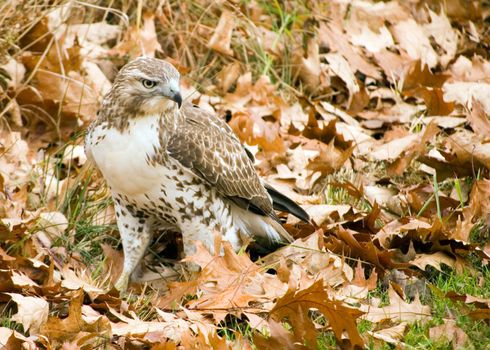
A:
[{"left": 166, "top": 104, "right": 274, "bottom": 216}]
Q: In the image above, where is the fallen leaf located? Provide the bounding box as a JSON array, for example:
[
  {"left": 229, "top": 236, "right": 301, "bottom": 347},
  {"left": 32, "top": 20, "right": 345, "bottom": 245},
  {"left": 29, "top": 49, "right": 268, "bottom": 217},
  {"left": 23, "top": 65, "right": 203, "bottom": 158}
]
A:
[
  {"left": 360, "top": 285, "right": 431, "bottom": 323},
  {"left": 0, "top": 327, "right": 37, "bottom": 349},
  {"left": 347, "top": 24, "right": 394, "bottom": 53},
  {"left": 254, "top": 319, "right": 308, "bottom": 350},
  {"left": 318, "top": 21, "right": 381, "bottom": 80},
  {"left": 295, "top": 38, "right": 324, "bottom": 94},
  {"left": 40, "top": 290, "right": 111, "bottom": 346},
  {"left": 423, "top": 9, "right": 458, "bottom": 67},
  {"left": 61, "top": 267, "right": 107, "bottom": 296},
  {"left": 271, "top": 279, "right": 364, "bottom": 348},
  {"left": 6, "top": 293, "right": 49, "bottom": 334},
  {"left": 325, "top": 52, "right": 360, "bottom": 106},
  {"left": 447, "top": 130, "right": 490, "bottom": 171},
  {"left": 159, "top": 240, "right": 286, "bottom": 323},
  {"left": 467, "top": 99, "right": 490, "bottom": 139},
  {"left": 34, "top": 211, "right": 68, "bottom": 249},
  {"left": 109, "top": 306, "right": 192, "bottom": 342},
  {"left": 443, "top": 82, "right": 490, "bottom": 114},
  {"left": 368, "top": 322, "right": 407, "bottom": 346},
  {"left": 410, "top": 252, "right": 456, "bottom": 272},
  {"left": 208, "top": 10, "right": 235, "bottom": 56},
  {"left": 216, "top": 62, "right": 241, "bottom": 93},
  {"left": 110, "top": 13, "right": 162, "bottom": 58},
  {"left": 391, "top": 19, "right": 438, "bottom": 68},
  {"left": 429, "top": 320, "right": 470, "bottom": 349},
  {"left": 449, "top": 55, "right": 490, "bottom": 83}
]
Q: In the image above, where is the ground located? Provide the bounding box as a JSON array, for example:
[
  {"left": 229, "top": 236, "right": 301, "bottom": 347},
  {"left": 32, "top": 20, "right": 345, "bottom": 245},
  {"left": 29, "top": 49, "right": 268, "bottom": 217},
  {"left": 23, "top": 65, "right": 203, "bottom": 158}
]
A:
[{"left": 1, "top": 0, "right": 490, "bottom": 349}]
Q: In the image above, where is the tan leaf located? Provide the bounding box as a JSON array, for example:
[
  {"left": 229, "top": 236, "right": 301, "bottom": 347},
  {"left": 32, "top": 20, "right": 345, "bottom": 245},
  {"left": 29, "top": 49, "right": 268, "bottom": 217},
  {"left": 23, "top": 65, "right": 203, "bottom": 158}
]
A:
[
  {"left": 296, "top": 38, "right": 322, "bottom": 93},
  {"left": 63, "top": 21, "right": 121, "bottom": 56},
  {"left": 297, "top": 204, "right": 354, "bottom": 227},
  {"left": 318, "top": 22, "right": 381, "bottom": 80},
  {"left": 109, "top": 306, "right": 191, "bottom": 342},
  {"left": 6, "top": 293, "right": 49, "bottom": 335},
  {"left": 279, "top": 102, "right": 309, "bottom": 132},
  {"left": 216, "top": 62, "right": 241, "bottom": 93},
  {"left": 360, "top": 285, "right": 431, "bottom": 323},
  {"left": 449, "top": 55, "right": 490, "bottom": 83},
  {"left": 158, "top": 240, "right": 287, "bottom": 322},
  {"left": 373, "top": 49, "right": 409, "bottom": 83},
  {"left": 370, "top": 133, "right": 420, "bottom": 162},
  {"left": 20, "top": 69, "right": 98, "bottom": 124},
  {"left": 407, "top": 87, "right": 454, "bottom": 116},
  {"left": 1, "top": 57, "right": 25, "bottom": 89},
  {"left": 306, "top": 138, "right": 353, "bottom": 176},
  {"left": 429, "top": 320, "right": 471, "bottom": 349},
  {"left": 61, "top": 267, "right": 106, "bottom": 295},
  {"left": 424, "top": 10, "right": 458, "bottom": 67},
  {"left": 101, "top": 243, "right": 124, "bottom": 285},
  {"left": 271, "top": 279, "right": 365, "bottom": 348},
  {"left": 325, "top": 52, "right": 360, "bottom": 103},
  {"left": 368, "top": 322, "right": 408, "bottom": 345},
  {"left": 34, "top": 211, "right": 69, "bottom": 249},
  {"left": 410, "top": 252, "right": 456, "bottom": 272},
  {"left": 467, "top": 99, "right": 490, "bottom": 139},
  {"left": 263, "top": 231, "right": 354, "bottom": 288},
  {"left": 347, "top": 24, "right": 394, "bottom": 53},
  {"left": 254, "top": 319, "right": 308, "bottom": 350},
  {"left": 466, "top": 180, "right": 490, "bottom": 226},
  {"left": 208, "top": 10, "right": 235, "bottom": 56},
  {"left": 40, "top": 290, "right": 111, "bottom": 344},
  {"left": 370, "top": 123, "right": 438, "bottom": 172},
  {"left": 0, "top": 327, "right": 37, "bottom": 349},
  {"left": 391, "top": 19, "right": 438, "bottom": 68},
  {"left": 10, "top": 270, "right": 39, "bottom": 288},
  {"left": 448, "top": 130, "right": 490, "bottom": 171},
  {"left": 110, "top": 14, "right": 162, "bottom": 58},
  {"left": 352, "top": 261, "right": 377, "bottom": 290},
  {"left": 443, "top": 82, "right": 490, "bottom": 114},
  {"left": 62, "top": 145, "right": 87, "bottom": 167}
]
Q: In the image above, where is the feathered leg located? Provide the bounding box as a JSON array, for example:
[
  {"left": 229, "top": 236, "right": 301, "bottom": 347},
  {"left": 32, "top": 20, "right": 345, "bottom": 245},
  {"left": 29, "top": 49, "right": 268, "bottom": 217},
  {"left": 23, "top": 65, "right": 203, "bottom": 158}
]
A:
[{"left": 113, "top": 202, "right": 153, "bottom": 292}]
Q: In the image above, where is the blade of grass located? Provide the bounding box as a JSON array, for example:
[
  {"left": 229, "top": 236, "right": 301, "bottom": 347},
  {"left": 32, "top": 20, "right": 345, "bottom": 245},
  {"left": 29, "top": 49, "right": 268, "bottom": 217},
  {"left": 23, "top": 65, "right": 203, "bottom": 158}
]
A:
[{"left": 433, "top": 172, "right": 442, "bottom": 222}]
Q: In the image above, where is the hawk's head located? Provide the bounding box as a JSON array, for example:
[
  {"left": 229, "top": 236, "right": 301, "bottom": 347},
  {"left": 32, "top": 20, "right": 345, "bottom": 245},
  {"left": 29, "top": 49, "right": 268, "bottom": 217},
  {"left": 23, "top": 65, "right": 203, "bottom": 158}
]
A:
[{"left": 107, "top": 57, "right": 182, "bottom": 116}]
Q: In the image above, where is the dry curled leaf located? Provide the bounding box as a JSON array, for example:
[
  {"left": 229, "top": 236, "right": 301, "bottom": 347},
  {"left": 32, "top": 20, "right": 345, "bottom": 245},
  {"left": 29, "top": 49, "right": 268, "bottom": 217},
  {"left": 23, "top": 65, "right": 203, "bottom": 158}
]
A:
[
  {"left": 6, "top": 293, "right": 49, "bottom": 335},
  {"left": 208, "top": 10, "right": 235, "bottom": 56}
]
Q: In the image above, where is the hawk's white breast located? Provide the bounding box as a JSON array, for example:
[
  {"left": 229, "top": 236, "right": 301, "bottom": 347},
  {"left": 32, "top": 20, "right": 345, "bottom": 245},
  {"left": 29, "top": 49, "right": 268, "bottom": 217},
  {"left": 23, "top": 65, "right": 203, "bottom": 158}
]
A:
[{"left": 87, "top": 116, "right": 163, "bottom": 195}]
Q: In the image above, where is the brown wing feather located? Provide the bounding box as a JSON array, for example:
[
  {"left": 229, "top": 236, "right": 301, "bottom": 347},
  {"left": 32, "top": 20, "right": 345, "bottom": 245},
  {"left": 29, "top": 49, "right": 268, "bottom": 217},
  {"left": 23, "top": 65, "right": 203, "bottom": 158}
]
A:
[{"left": 166, "top": 104, "right": 274, "bottom": 216}]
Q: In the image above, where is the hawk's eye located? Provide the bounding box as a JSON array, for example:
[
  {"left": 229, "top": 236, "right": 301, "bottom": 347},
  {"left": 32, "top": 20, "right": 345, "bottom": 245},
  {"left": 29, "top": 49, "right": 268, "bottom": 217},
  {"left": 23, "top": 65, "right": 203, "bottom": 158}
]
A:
[{"left": 141, "top": 79, "right": 157, "bottom": 89}]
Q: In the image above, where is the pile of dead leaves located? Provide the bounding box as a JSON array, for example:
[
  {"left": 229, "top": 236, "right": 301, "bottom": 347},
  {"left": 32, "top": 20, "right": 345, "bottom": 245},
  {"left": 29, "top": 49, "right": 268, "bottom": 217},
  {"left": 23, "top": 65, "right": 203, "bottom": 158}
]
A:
[{"left": 1, "top": 0, "right": 490, "bottom": 348}]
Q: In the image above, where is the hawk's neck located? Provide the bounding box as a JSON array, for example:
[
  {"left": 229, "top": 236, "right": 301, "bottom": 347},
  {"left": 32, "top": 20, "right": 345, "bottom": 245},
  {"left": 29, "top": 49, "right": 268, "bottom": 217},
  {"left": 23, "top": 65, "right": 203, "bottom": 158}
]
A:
[{"left": 92, "top": 96, "right": 179, "bottom": 133}]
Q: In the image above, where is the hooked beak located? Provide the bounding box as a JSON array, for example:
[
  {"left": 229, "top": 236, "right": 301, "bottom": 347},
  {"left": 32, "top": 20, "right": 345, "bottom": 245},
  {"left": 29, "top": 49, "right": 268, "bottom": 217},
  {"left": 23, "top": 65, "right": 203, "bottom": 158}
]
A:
[{"left": 171, "top": 92, "right": 182, "bottom": 108}]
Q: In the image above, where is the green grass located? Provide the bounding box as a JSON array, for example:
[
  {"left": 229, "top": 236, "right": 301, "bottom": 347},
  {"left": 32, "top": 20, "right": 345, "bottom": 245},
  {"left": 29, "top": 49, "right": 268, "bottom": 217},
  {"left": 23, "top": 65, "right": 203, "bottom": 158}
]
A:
[
  {"left": 314, "top": 266, "right": 490, "bottom": 349},
  {"left": 35, "top": 139, "right": 118, "bottom": 269},
  {"left": 403, "top": 267, "right": 489, "bottom": 349},
  {"left": 218, "top": 315, "right": 254, "bottom": 343},
  {"left": 0, "top": 308, "right": 25, "bottom": 335}
]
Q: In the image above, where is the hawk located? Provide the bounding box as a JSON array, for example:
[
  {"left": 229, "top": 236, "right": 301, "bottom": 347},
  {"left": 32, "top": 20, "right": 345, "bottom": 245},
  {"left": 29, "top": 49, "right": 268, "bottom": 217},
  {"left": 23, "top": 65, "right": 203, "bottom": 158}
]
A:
[{"left": 85, "top": 57, "right": 309, "bottom": 291}]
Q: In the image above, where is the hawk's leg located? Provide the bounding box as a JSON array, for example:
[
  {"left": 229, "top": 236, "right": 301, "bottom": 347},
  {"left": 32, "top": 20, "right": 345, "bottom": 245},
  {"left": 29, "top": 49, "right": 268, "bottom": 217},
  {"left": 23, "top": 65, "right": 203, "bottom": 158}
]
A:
[
  {"left": 179, "top": 223, "right": 213, "bottom": 272},
  {"left": 114, "top": 203, "right": 153, "bottom": 292}
]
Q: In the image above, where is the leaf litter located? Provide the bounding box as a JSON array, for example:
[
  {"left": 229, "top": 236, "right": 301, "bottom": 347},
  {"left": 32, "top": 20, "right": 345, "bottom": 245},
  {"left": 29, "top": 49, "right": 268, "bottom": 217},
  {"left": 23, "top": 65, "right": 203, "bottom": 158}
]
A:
[{"left": 1, "top": 0, "right": 490, "bottom": 348}]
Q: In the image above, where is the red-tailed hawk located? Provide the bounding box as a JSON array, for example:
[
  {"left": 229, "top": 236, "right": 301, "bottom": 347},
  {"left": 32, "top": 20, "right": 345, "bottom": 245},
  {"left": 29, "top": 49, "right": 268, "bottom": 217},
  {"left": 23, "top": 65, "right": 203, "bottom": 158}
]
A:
[{"left": 85, "top": 57, "right": 309, "bottom": 291}]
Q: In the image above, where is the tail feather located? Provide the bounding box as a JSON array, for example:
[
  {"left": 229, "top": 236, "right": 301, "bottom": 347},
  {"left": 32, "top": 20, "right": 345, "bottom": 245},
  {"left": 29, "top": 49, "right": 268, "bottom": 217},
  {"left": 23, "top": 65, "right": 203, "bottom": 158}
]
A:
[
  {"left": 264, "top": 183, "right": 310, "bottom": 223},
  {"left": 231, "top": 205, "right": 293, "bottom": 251}
]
